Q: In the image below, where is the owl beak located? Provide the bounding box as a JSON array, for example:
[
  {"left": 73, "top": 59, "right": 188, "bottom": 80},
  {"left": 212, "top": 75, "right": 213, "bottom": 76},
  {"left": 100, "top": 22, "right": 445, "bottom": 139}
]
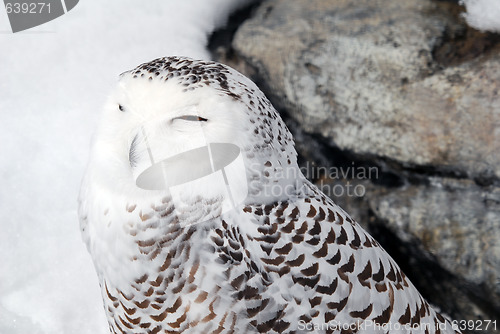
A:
[{"left": 129, "top": 134, "right": 139, "bottom": 168}]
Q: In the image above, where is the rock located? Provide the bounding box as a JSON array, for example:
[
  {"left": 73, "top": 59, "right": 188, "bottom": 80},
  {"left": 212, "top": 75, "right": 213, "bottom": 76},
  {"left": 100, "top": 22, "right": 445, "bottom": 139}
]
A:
[
  {"left": 228, "top": 0, "right": 500, "bottom": 328},
  {"left": 233, "top": 0, "right": 500, "bottom": 182},
  {"left": 370, "top": 178, "right": 500, "bottom": 318}
]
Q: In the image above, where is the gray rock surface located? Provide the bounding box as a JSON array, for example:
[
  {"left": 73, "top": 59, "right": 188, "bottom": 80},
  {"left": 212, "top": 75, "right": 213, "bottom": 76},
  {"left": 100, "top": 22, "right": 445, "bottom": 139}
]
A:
[
  {"left": 233, "top": 0, "right": 500, "bottom": 181},
  {"left": 370, "top": 178, "right": 500, "bottom": 313},
  {"left": 225, "top": 0, "right": 500, "bottom": 330}
]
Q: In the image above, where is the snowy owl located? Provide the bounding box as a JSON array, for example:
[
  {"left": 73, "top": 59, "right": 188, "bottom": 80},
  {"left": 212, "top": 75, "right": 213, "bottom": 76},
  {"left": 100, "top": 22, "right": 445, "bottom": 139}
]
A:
[{"left": 79, "top": 56, "right": 460, "bottom": 333}]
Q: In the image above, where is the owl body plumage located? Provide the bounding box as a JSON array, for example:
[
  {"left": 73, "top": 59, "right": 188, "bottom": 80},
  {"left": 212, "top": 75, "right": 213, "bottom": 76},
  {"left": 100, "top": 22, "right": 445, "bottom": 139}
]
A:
[{"left": 79, "top": 56, "right": 459, "bottom": 333}]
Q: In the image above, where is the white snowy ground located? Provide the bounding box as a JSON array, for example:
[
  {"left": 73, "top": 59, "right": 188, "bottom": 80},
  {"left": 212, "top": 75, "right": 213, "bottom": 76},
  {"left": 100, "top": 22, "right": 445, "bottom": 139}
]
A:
[
  {"left": 0, "top": 1, "right": 248, "bottom": 333},
  {"left": 461, "top": 0, "right": 500, "bottom": 32}
]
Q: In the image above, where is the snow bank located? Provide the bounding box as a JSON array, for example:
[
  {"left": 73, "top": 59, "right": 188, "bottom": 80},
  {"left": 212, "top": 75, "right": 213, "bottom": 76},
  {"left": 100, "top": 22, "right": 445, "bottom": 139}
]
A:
[
  {"left": 461, "top": 0, "right": 500, "bottom": 32},
  {"left": 0, "top": 1, "right": 249, "bottom": 333}
]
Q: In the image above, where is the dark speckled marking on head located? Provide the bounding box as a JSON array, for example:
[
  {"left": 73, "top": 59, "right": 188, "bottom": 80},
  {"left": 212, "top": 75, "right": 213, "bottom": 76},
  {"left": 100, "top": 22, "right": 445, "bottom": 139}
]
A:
[{"left": 122, "top": 56, "right": 242, "bottom": 100}]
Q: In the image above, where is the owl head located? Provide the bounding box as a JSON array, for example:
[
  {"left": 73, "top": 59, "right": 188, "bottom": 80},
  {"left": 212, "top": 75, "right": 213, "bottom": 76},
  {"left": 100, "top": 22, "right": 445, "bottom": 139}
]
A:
[{"left": 83, "top": 56, "right": 304, "bottom": 224}]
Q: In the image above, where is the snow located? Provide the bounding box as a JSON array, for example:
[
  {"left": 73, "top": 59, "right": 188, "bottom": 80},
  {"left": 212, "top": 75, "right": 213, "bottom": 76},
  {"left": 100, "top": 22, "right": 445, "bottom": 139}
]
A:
[
  {"left": 0, "top": 1, "right": 249, "bottom": 333},
  {"left": 461, "top": 0, "right": 500, "bottom": 32}
]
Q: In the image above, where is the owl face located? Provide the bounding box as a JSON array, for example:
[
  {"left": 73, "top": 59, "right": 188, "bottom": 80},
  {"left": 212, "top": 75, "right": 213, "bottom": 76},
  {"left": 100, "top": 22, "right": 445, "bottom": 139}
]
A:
[
  {"left": 86, "top": 71, "right": 256, "bottom": 223},
  {"left": 87, "top": 56, "right": 299, "bottom": 210}
]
